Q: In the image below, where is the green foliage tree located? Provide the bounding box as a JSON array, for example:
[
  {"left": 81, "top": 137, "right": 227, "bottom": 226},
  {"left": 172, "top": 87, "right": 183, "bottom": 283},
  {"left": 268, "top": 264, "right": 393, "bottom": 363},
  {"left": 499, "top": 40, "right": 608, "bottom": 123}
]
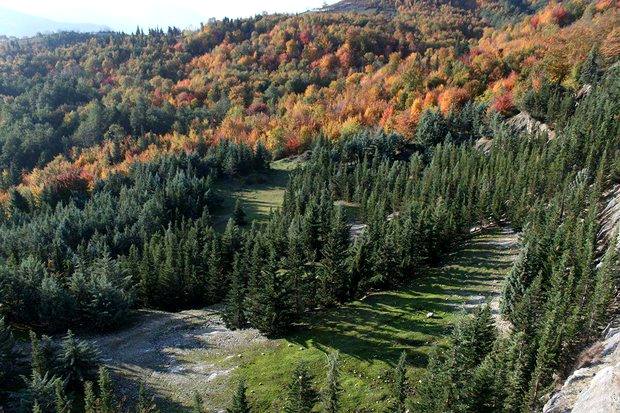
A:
[
  {"left": 394, "top": 351, "right": 408, "bottom": 413},
  {"left": 227, "top": 380, "right": 251, "bottom": 413},
  {"left": 322, "top": 351, "right": 342, "bottom": 413},
  {"left": 284, "top": 362, "right": 317, "bottom": 413}
]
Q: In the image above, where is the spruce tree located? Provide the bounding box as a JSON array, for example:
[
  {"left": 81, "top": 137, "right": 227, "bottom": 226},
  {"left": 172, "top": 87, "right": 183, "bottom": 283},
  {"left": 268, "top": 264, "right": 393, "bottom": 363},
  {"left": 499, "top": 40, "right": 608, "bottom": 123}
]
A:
[
  {"left": 233, "top": 200, "right": 247, "bottom": 226},
  {"left": 191, "top": 393, "right": 205, "bottom": 413},
  {"left": 0, "top": 316, "right": 15, "bottom": 384},
  {"left": 394, "top": 351, "right": 408, "bottom": 413},
  {"left": 30, "top": 332, "right": 55, "bottom": 378},
  {"left": 98, "top": 366, "right": 115, "bottom": 413},
  {"left": 54, "top": 380, "right": 71, "bottom": 413},
  {"left": 319, "top": 207, "right": 350, "bottom": 305},
  {"left": 136, "top": 384, "right": 159, "bottom": 413},
  {"left": 284, "top": 362, "right": 317, "bottom": 413},
  {"left": 322, "top": 351, "right": 342, "bottom": 413},
  {"left": 83, "top": 381, "right": 96, "bottom": 413},
  {"left": 579, "top": 46, "right": 600, "bottom": 85},
  {"left": 227, "top": 380, "right": 251, "bottom": 413},
  {"left": 223, "top": 254, "right": 248, "bottom": 330},
  {"left": 58, "top": 330, "right": 100, "bottom": 392}
]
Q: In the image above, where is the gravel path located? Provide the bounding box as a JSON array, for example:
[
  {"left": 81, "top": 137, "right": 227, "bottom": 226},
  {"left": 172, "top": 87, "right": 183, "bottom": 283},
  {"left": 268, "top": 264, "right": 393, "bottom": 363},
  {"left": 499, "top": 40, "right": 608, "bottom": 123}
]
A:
[{"left": 85, "top": 307, "right": 269, "bottom": 412}]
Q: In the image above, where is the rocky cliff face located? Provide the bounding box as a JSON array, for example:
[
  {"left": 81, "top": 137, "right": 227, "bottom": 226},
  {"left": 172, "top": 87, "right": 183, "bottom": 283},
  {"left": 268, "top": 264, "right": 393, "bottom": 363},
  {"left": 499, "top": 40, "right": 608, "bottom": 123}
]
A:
[
  {"left": 543, "top": 319, "right": 620, "bottom": 413},
  {"left": 542, "top": 184, "right": 620, "bottom": 413}
]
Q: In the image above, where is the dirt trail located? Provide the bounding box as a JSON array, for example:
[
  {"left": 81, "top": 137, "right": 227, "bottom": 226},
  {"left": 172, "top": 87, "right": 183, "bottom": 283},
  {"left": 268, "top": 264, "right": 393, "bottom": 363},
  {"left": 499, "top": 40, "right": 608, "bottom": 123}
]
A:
[{"left": 85, "top": 307, "right": 268, "bottom": 412}]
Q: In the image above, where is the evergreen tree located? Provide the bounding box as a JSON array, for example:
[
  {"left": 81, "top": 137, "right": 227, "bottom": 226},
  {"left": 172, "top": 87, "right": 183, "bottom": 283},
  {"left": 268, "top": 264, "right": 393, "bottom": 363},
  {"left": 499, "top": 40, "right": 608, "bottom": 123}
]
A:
[
  {"left": 136, "top": 384, "right": 159, "bottom": 413},
  {"left": 0, "top": 316, "right": 15, "bottom": 384},
  {"left": 318, "top": 207, "right": 350, "bottom": 305},
  {"left": 284, "top": 362, "right": 317, "bottom": 413},
  {"left": 30, "top": 332, "right": 55, "bottom": 378},
  {"left": 97, "top": 366, "right": 115, "bottom": 413},
  {"left": 58, "top": 330, "right": 100, "bottom": 392},
  {"left": 233, "top": 200, "right": 247, "bottom": 226},
  {"left": 579, "top": 46, "right": 601, "bottom": 85},
  {"left": 223, "top": 254, "right": 248, "bottom": 329},
  {"left": 191, "top": 393, "right": 205, "bottom": 413},
  {"left": 394, "top": 351, "right": 408, "bottom": 413},
  {"left": 227, "top": 380, "right": 251, "bottom": 413},
  {"left": 322, "top": 351, "right": 342, "bottom": 413},
  {"left": 245, "top": 248, "right": 293, "bottom": 336},
  {"left": 54, "top": 380, "right": 71, "bottom": 413},
  {"left": 83, "top": 382, "right": 96, "bottom": 413}
]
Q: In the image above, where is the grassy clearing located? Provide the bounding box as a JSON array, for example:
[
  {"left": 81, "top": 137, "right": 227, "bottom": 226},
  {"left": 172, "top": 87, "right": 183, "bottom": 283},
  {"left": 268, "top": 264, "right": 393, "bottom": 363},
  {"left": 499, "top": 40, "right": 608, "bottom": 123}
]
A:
[
  {"left": 206, "top": 228, "right": 519, "bottom": 412},
  {"left": 211, "top": 159, "right": 297, "bottom": 229}
]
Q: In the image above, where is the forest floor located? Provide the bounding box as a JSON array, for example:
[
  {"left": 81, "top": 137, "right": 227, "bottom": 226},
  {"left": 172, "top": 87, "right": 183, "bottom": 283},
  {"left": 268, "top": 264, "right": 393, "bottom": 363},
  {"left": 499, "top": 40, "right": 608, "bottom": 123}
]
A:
[{"left": 89, "top": 227, "right": 518, "bottom": 412}]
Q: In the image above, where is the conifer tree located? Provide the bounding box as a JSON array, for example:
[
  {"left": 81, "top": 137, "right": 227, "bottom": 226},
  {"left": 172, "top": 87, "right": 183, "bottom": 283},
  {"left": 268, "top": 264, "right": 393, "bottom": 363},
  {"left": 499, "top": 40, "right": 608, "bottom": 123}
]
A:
[
  {"left": 97, "top": 366, "right": 115, "bottom": 413},
  {"left": 579, "top": 46, "right": 601, "bottom": 85},
  {"left": 30, "top": 332, "right": 55, "bottom": 378},
  {"left": 394, "top": 351, "right": 408, "bottom": 413},
  {"left": 83, "top": 382, "right": 96, "bottom": 413},
  {"left": 233, "top": 199, "right": 247, "bottom": 226},
  {"left": 223, "top": 254, "right": 248, "bottom": 330},
  {"left": 191, "top": 393, "right": 205, "bottom": 413},
  {"left": 284, "top": 362, "right": 317, "bottom": 413},
  {"left": 0, "top": 316, "right": 15, "bottom": 384},
  {"left": 58, "top": 330, "right": 100, "bottom": 392},
  {"left": 322, "top": 351, "right": 342, "bottom": 413},
  {"left": 227, "top": 380, "right": 251, "bottom": 413},
  {"left": 136, "top": 384, "right": 159, "bottom": 413},
  {"left": 54, "top": 380, "right": 71, "bottom": 413},
  {"left": 319, "top": 207, "right": 350, "bottom": 305}
]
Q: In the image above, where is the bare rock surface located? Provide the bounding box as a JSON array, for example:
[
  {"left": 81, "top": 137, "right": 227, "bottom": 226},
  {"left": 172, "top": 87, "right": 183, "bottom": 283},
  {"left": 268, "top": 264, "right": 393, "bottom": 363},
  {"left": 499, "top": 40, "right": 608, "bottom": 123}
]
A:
[{"left": 543, "top": 319, "right": 620, "bottom": 413}]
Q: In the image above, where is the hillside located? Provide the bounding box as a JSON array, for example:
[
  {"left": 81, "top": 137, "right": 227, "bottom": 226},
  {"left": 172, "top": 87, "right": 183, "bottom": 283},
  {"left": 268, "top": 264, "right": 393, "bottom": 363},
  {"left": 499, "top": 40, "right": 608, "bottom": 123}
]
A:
[
  {"left": 0, "top": 1, "right": 618, "bottom": 412},
  {"left": 63, "top": 227, "right": 518, "bottom": 412}
]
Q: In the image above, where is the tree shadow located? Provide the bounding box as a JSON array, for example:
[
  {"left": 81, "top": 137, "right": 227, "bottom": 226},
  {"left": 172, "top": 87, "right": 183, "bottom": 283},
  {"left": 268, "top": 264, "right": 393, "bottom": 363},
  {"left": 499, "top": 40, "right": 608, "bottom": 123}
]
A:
[{"left": 284, "top": 227, "right": 519, "bottom": 369}]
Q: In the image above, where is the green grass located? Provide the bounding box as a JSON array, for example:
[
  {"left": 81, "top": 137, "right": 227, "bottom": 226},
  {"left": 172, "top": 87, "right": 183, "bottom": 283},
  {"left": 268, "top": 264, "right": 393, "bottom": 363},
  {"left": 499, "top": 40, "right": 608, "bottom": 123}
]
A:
[
  {"left": 211, "top": 159, "right": 297, "bottom": 230},
  {"left": 209, "top": 229, "right": 518, "bottom": 412}
]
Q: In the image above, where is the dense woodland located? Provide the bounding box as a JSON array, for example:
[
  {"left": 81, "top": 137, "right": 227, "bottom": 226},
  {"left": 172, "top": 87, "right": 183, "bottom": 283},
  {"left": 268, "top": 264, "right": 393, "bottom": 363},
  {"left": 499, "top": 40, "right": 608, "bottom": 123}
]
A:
[{"left": 0, "top": 0, "right": 619, "bottom": 412}]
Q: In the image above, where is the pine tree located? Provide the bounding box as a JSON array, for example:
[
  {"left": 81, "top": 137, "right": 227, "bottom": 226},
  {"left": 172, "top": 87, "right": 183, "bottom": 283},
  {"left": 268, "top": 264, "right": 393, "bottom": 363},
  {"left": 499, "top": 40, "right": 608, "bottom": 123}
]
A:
[
  {"left": 30, "top": 332, "right": 55, "bottom": 378},
  {"left": 0, "top": 316, "right": 15, "bottom": 384},
  {"left": 136, "top": 384, "right": 159, "bottom": 413},
  {"left": 191, "top": 393, "right": 205, "bottom": 413},
  {"left": 318, "top": 207, "right": 350, "bottom": 305},
  {"left": 83, "top": 381, "right": 96, "bottom": 413},
  {"left": 284, "top": 362, "right": 317, "bottom": 413},
  {"left": 233, "top": 200, "right": 247, "bottom": 226},
  {"left": 322, "top": 351, "right": 342, "bottom": 413},
  {"left": 227, "top": 380, "right": 251, "bottom": 413},
  {"left": 245, "top": 248, "right": 293, "bottom": 336},
  {"left": 98, "top": 366, "right": 115, "bottom": 413},
  {"left": 223, "top": 254, "right": 248, "bottom": 330},
  {"left": 54, "top": 380, "right": 71, "bottom": 413},
  {"left": 394, "top": 351, "right": 408, "bottom": 413},
  {"left": 58, "top": 330, "right": 100, "bottom": 392},
  {"left": 579, "top": 46, "right": 600, "bottom": 85},
  {"left": 587, "top": 236, "right": 618, "bottom": 331}
]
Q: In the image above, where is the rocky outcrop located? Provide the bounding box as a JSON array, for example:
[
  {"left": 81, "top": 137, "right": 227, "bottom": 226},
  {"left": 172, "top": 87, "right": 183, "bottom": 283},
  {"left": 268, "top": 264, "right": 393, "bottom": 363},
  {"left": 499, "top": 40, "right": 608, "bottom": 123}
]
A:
[
  {"left": 597, "top": 184, "right": 620, "bottom": 253},
  {"left": 506, "top": 112, "right": 556, "bottom": 140},
  {"left": 542, "top": 319, "right": 620, "bottom": 413}
]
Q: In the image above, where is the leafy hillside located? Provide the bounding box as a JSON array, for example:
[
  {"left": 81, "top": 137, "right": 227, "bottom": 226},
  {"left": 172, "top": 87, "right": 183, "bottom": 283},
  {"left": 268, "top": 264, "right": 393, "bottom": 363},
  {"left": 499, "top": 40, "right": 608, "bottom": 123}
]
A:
[{"left": 0, "top": 1, "right": 618, "bottom": 412}]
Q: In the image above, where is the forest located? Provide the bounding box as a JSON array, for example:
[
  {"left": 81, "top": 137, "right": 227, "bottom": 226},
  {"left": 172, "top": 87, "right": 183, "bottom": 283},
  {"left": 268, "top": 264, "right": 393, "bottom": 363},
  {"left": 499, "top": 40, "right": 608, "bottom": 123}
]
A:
[{"left": 0, "top": 0, "right": 619, "bottom": 412}]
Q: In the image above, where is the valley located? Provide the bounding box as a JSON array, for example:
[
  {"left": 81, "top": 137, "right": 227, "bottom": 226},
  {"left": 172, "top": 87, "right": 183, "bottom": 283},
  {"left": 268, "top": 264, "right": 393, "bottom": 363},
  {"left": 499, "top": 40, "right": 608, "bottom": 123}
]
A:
[{"left": 90, "top": 227, "right": 518, "bottom": 412}]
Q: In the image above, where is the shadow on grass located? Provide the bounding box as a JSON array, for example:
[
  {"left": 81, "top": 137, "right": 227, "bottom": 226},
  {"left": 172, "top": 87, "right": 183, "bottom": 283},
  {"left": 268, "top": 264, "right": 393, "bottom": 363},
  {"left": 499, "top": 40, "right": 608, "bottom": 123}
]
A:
[
  {"left": 212, "top": 167, "right": 291, "bottom": 229},
  {"left": 283, "top": 228, "right": 518, "bottom": 368}
]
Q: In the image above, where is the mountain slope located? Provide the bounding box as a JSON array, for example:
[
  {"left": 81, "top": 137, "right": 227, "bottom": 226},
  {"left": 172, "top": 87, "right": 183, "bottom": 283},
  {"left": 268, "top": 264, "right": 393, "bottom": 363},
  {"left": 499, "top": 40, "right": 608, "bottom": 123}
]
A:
[{"left": 0, "top": 6, "right": 109, "bottom": 37}]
